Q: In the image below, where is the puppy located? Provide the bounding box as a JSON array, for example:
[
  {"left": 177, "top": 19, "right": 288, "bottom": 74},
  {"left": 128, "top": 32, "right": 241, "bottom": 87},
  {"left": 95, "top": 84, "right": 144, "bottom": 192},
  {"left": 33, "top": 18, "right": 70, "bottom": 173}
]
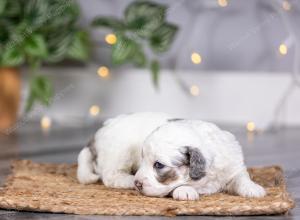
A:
[{"left": 77, "top": 112, "right": 266, "bottom": 200}]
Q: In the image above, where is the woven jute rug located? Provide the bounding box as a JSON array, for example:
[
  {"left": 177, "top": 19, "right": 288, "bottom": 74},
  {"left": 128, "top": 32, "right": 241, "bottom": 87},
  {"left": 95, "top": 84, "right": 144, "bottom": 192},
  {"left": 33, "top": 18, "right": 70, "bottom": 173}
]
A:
[{"left": 0, "top": 160, "right": 295, "bottom": 216}]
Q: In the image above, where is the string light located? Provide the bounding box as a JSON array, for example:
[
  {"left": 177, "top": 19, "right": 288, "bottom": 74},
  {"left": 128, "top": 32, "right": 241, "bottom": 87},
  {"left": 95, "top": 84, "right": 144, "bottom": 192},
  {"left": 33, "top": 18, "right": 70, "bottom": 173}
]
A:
[
  {"left": 191, "top": 52, "right": 202, "bottom": 64},
  {"left": 89, "top": 105, "right": 101, "bottom": 116},
  {"left": 190, "top": 85, "right": 200, "bottom": 96},
  {"left": 218, "top": 0, "right": 228, "bottom": 7},
  {"left": 40, "top": 116, "right": 52, "bottom": 130},
  {"left": 282, "top": 1, "right": 291, "bottom": 11},
  {"left": 246, "top": 121, "right": 256, "bottom": 132},
  {"left": 279, "top": 43, "right": 288, "bottom": 55},
  {"left": 105, "top": 34, "right": 117, "bottom": 45},
  {"left": 266, "top": 1, "right": 300, "bottom": 130},
  {"left": 97, "top": 66, "right": 110, "bottom": 78},
  {"left": 246, "top": 122, "right": 256, "bottom": 143}
]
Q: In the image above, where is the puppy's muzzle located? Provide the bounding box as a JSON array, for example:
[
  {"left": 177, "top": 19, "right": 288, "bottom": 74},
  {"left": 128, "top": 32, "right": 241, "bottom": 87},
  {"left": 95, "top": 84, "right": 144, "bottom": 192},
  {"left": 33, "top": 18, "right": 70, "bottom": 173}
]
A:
[{"left": 134, "top": 180, "right": 143, "bottom": 191}]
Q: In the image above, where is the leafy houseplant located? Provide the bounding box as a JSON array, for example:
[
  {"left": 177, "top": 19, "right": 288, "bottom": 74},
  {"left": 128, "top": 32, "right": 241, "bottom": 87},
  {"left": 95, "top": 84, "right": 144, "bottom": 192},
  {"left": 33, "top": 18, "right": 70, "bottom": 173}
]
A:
[
  {"left": 0, "top": 0, "right": 90, "bottom": 131},
  {"left": 92, "top": 1, "right": 178, "bottom": 87}
]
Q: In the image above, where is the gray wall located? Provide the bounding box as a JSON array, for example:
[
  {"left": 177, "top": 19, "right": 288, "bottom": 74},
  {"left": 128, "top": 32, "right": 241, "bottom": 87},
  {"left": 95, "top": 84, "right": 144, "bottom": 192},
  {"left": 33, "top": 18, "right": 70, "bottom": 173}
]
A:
[
  {"left": 78, "top": 0, "right": 300, "bottom": 72},
  {"left": 18, "top": 0, "right": 300, "bottom": 128}
]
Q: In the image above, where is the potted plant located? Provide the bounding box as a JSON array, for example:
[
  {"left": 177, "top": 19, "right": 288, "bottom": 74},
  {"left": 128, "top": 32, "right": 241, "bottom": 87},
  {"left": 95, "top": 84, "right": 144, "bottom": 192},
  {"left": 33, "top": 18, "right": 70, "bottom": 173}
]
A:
[
  {"left": 0, "top": 0, "right": 90, "bottom": 132},
  {"left": 92, "top": 0, "right": 178, "bottom": 87}
]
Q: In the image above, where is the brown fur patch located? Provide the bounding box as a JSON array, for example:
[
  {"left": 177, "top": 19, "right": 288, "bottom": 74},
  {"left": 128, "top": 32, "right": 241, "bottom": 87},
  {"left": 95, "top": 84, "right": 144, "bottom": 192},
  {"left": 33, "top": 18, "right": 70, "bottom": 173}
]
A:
[{"left": 157, "top": 169, "right": 178, "bottom": 185}]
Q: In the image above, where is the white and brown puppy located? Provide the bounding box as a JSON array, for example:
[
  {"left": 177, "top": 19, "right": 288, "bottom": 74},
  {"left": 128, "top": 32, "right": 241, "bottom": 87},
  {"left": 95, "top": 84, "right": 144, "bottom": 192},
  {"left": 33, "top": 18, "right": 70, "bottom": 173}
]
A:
[{"left": 77, "top": 112, "right": 266, "bottom": 200}]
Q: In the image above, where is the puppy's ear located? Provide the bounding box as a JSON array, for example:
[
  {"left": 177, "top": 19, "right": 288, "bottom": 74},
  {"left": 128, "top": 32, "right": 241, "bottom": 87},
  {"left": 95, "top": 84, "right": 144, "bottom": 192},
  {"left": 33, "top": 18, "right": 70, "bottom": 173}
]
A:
[{"left": 182, "top": 146, "right": 206, "bottom": 180}]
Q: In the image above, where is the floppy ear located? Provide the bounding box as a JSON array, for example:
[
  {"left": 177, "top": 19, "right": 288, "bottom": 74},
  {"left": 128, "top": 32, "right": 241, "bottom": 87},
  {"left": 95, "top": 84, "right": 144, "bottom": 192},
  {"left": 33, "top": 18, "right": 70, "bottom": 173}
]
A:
[{"left": 183, "top": 146, "right": 206, "bottom": 180}]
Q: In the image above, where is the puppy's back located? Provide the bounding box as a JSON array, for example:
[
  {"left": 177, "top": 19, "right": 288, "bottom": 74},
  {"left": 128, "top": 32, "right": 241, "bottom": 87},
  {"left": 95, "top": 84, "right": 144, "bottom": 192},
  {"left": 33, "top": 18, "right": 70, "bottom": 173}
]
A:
[{"left": 95, "top": 112, "right": 172, "bottom": 150}]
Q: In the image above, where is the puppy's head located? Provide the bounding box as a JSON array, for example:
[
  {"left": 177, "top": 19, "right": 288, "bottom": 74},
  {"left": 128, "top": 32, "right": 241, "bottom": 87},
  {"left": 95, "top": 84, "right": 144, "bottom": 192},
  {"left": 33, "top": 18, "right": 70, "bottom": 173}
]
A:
[{"left": 134, "top": 122, "right": 209, "bottom": 197}]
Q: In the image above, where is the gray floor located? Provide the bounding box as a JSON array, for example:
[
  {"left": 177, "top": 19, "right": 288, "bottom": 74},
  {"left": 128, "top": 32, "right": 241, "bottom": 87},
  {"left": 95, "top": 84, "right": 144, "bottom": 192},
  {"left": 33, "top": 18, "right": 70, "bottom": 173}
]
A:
[{"left": 0, "top": 122, "right": 299, "bottom": 219}]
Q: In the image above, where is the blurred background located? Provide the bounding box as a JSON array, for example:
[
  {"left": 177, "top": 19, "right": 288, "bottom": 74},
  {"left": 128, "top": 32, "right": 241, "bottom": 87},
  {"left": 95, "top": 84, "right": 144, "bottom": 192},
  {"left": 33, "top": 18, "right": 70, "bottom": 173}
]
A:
[
  {"left": 0, "top": 0, "right": 299, "bottom": 152},
  {"left": 1, "top": 0, "right": 300, "bottom": 218},
  {"left": 1, "top": 0, "right": 300, "bottom": 133}
]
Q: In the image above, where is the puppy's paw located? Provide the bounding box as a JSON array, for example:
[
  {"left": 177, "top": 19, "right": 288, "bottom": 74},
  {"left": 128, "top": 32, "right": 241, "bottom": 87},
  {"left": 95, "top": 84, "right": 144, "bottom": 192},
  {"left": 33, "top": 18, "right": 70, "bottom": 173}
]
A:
[
  {"left": 238, "top": 181, "right": 266, "bottom": 198},
  {"left": 104, "top": 174, "right": 135, "bottom": 189},
  {"left": 114, "top": 175, "right": 135, "bottom": 189},
  {"left": 78, "top": 173, "right": 100, "bottom": 185},
  {"left": 172, "top": 186, "right": 199, "bottom": 201}
]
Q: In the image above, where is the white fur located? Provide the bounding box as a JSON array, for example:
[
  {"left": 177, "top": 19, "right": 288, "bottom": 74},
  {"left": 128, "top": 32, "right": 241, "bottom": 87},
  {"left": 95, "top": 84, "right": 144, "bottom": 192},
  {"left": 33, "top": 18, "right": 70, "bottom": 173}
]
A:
[
  {"left": 77, "top": 147, "right": 100, "bottom": 184},
  {"left": 77, "top": 112, "right": 266, "bottom": 200},
  {"left": 172, "top": 186, "right": 199, "bottom": 201}
]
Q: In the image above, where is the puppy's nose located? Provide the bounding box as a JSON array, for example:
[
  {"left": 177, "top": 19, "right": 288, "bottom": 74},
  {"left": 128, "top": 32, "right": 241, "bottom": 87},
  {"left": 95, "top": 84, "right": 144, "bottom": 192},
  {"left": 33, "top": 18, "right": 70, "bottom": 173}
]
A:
[{"left": 134, "top": 180, "right": 143, "bottom": 191}]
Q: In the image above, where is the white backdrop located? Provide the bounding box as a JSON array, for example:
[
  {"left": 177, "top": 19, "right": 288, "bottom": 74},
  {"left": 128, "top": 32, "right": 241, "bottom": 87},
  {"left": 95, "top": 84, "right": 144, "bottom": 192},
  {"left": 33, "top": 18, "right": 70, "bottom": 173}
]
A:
[{"left": 21, "top": 64, "right": 300, "bottom": 128}]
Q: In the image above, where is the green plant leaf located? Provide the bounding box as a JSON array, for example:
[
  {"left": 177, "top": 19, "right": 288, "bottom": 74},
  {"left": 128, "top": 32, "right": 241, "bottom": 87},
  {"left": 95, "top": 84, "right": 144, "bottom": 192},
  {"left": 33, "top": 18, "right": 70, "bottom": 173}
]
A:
[
  {"left": 25, "top": 75, "right": 53, "bottom": 112},
  {"left": 45, "top": 32, "right": 73, "bottom": 63},
  {"left": 2, "top": 1, "right": 21, "bottom": 16},
  {"left": 0, "top": 0, "right": 7, "bottom": 15},
  {"left": 0, "top": 0, "right": 90, "bottom": 113},
  {"left": 132, "top": 48, "right": 147, "bottom": 67},
  {"left": 125, "top": 1, "right": 166, "bottom": 38},
  {"left": 149, "top": 23, "right": 178, "bottom": 53},
  {"left": 24, "top": 34, "right": 48, "bottom": 58},
  {"left": 111, "top": 34, "right": 138, "bottom": 65},
  {"left": 92, "top": 17, "right": 126, "bottom": 30},
  {"left": 67, "top": 30, "right": 90, "bottom": 61},
  {"left": 42, "top": 1, "right": 80, "bottom": 29},
  {"left": 150, "top": 59, "right": 160, "bottom": 87},
  {"left": 1, "top": 45, "right": 25, "bottom": 67},
  {"left": 25, "top": 0, "right": 50, "bottom": 27}
]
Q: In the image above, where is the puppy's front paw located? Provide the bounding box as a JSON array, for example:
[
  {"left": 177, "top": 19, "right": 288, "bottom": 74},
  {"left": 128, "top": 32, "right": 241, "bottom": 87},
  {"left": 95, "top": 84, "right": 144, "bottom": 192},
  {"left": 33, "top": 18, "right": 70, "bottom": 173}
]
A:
[
  {"left": 238, "top": 182, "right": 266, "bottom": 198},
  {"left": 172, "top": 186, "right": 199, "bottom": 201},
  {"left": 103, "top": 174, "right": 135, "bottom": 189},
  {"left": 78, "top": 173, "right": 100, "bottom": 185}
]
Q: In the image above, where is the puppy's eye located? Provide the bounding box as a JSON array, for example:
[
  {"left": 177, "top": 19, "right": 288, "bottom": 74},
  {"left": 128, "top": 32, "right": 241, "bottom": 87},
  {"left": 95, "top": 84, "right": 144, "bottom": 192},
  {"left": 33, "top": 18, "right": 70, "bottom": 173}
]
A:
[{"left": 154, "top": 161, "right": 165, "bottom": 169}]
